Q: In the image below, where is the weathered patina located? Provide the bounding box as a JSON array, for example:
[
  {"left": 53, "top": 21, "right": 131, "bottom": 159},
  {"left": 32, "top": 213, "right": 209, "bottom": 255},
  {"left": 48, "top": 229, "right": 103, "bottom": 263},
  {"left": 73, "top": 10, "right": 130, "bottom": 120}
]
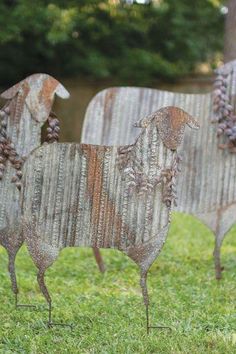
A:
[
  {"left": 21, "top": 107, "right": 199, "bottom": 329},
  {"left": 0, "top": 74, "right": 69, "bottom": 304},
  {"left": 81, "top": 60, "right": 236, "bottom": 280}
]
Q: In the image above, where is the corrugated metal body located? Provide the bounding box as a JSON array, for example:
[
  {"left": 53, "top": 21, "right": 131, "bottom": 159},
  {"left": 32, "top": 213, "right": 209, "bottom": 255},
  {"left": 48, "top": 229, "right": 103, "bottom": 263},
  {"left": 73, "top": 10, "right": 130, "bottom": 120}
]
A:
[
  {"left": 81, "top": 61, "right": 236, "bottom": 278},
  {"left": 0, "top": 74, "right": 69, "bottom": 298},
  {"left": 0, "top": 74, "right": 69, "bottom": 230},
  {"left": 82, "top": 89, "right": 220, "bottom": 216},
  {"left": 0, "top": 93, "right": 41, "bottom": 230},
  {"left": 21, "top": 107, "right": 199, "bottom": 327},
  {"left": 22, "top": 116, "right": 173, "bottom": 253}
]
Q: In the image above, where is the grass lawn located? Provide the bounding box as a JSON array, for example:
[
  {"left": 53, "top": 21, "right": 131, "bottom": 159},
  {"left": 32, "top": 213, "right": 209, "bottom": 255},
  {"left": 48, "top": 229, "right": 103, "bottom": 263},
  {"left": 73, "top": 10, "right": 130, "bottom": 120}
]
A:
[{"left": 0, "top": 213, "right": 235, "bottom": 353}]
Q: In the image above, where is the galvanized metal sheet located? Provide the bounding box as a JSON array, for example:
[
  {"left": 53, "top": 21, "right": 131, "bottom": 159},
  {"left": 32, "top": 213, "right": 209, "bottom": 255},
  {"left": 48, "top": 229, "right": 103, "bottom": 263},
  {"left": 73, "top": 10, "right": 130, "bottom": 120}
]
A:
[
  {"left": 81, "top": 60, "right": 236, "bottom": 279},
  {"left": 21, "top": 107, "right": 198, "bottom": 328},
  {"left": 0, "top": 73, "right": 69, "bottom": 299}
]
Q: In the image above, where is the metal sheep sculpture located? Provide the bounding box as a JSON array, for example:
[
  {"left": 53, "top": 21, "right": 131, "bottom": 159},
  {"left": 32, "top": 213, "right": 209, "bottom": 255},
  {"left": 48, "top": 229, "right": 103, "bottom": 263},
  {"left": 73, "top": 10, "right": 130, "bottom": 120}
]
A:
[
  {"left": 81, "top": 60, "right": 236, "bottom": 280},
  {"left": 0, "top": 74, "right": 106, "bottom": 306},
  {"left": 0, "top": 74, "right": 70, "bottom": 305},
  {"left": 20, "top": 107, "right": 199, "bottom": 329}
]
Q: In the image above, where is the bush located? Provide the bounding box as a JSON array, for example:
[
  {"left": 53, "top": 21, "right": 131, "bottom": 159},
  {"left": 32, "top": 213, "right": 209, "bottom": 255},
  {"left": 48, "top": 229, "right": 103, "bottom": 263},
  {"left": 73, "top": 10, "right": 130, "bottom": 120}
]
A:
[{"left": 0, "top": 0, "right": 224, "bottom": 85}]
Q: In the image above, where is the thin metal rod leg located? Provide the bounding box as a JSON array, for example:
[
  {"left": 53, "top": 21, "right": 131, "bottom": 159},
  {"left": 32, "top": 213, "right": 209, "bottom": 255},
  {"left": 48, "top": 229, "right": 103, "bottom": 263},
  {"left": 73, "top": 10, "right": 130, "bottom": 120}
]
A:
[
  {"left": 140, "top": 271, "right": 172, "bottom": 334},
  {"left": 93, "top": 247, "right": 105, "bottom": 273},
  {"left": 48, "top": 301, "right": 52, "bottom": 325},
  {"left": 146, "top": 303, "right": 171, "bottom": 333},
  {"left": 213, "top": 241, "right": 223, "bottom": 280},
  {"left": 146, "top": 303, "right": 150, "bottom": 335},
  {"left": 8, "top": 252, "right": 18, "bottom": 298},
  {"left": 47, "top": 301, "right": 72, "bottom": 329},
  {"left": 15, "top": 293, "right": 36, "bottom": 309},
  {"left": 8, "top": 252, "right": 36, "bottom": 309},
  {"left": 37, "top": 269, "right": 72, "bottom": 329}
]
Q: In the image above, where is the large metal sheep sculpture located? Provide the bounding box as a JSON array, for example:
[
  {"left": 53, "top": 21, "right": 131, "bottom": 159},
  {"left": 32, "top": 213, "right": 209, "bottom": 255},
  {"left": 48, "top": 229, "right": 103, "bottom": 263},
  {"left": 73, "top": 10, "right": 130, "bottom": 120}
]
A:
[
  {"left": 0, "top": 74, "right": 106, "bottom": 305},
  {"left": 0, "top": 73, "right": 70, "bottom": 306},
  {"left": 20, "top": 106, "right": 199, "bottom": 329},
  {"left": 82, "top": 59, "right": 236, "bottom": 280}
]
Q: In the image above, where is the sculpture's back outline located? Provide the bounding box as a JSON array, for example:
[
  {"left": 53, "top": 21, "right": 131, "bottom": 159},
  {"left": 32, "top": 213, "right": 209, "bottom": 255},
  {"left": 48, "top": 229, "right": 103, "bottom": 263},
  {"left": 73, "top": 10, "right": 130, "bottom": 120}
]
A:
[{"left": 81, "top": 61, "right": 236, "bottom": 279}]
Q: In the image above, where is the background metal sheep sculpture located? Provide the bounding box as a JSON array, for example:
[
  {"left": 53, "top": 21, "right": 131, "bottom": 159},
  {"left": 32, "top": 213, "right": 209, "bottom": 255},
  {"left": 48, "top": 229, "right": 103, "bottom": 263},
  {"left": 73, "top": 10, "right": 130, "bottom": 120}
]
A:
[
  {"left": 81, "top": 60, "right": 236, "bottom": 280},
  {"left": 0, "top": 73, "right": 70, "bottom": 306},
  {"left": 21, "top": 106, "right": 199, "bottom": 330}
]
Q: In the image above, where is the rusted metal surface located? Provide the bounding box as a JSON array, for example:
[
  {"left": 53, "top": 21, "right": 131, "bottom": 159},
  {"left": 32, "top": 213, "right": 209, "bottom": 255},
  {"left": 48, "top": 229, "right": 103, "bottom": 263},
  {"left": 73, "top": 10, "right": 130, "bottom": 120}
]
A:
[
  {"left": 0, "top": 74, "right": 69, "bottom": 302},
  {"left": 81, "top": 60, "right": 236, "bottom": 280},
  {"left": 21, "top": 107, "right": 199, "bottom": 328}
]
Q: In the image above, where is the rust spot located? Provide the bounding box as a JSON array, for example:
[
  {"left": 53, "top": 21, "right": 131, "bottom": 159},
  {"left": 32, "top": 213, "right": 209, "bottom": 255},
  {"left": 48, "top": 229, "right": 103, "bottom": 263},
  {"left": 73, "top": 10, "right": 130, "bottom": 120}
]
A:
[
  {"left": 102, "top": 88, "right": 118, "bottom": 141},
  {"left": 11, "top": 81, "right": 30, "bottom": 124},
  {"left": 104, "top": 88, "right": 117, "bottom": 121},
  {"left": 84, "top": 144, "right": 135, "bottom": 248},
  {"left": 40, "top": 77, "right": 58, "bottom": 113}
]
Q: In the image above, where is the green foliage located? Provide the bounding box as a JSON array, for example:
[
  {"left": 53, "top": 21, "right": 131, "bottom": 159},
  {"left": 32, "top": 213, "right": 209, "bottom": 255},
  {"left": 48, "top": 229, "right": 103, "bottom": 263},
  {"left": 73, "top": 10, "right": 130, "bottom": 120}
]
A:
[
  {"left": 0, "top": 0, "right": 224, "bottom": 84},
  {"left": 0, "top": 213, "right": 235, "bottom": 353}
]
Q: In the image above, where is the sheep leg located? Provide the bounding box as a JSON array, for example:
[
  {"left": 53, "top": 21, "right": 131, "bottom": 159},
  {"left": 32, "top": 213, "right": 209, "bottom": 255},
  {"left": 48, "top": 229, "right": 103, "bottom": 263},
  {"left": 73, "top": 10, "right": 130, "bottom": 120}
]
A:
[
  {"left": 37, "top": 269, "right": 52, "bottom": 326},
  {"left": 7, "top": 251, "right": 19, "bottom": 304},
  {"left": 7, "top": 251, "right": 35, "bottom": 309},
  {"left": 6, "top": 250, "right": 36, "bottom": 309},
  {"left": 213, "top": 238, "right": 224, "bottom": 280},
  {"left": 0, "top": 232, "right": 35, "bottom": 309},
  {"left": 37, "top": 269, "right": 72, "bottom": 329},
  {"left": 92, "top": 247, "right": 105, "bottom": 273},
  {"left": 140, "top": 270, "right": 150, "bottom": 333},
  {"left": 140, "top": 270, "right": 171, "bottom": 334}
]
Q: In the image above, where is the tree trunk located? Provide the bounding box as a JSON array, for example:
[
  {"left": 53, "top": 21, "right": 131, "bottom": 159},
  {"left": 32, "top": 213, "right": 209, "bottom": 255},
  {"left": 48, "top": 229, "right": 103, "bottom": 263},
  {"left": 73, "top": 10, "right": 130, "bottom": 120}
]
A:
[{"left": 224, "top": 0, "right": 236, "bottom": 62}]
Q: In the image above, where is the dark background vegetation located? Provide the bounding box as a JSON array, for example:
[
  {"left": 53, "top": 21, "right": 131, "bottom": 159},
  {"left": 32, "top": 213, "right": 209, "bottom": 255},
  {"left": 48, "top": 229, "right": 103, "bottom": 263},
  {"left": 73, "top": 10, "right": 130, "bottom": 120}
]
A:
[{"left": 0, "top": 0, "right": 225, "bottom": 85}]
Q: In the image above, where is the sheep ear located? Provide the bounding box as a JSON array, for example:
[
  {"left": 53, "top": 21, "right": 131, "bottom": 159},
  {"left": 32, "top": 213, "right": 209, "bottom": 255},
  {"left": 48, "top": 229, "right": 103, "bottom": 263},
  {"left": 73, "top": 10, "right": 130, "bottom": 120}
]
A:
[
  {"left": 25, "top": 74, "right": 70, "bottom": 123},
  {"left": 133, "top": 114, "right": 153, "bottom": 128},
  {"left": 1, "top": 81, "right": 22, "bottom": 99},
  {"left": 55, "top": 82, "right": 70, "bottom": 99},
  {"left": 133, "top": 119, "right": 148, "bottom": 128},
  {"left": 185, "top": 113, "right": 200, "bottom": 129},
  {"left": 156, "top": 106, "right": 199, "bottom": 150}
]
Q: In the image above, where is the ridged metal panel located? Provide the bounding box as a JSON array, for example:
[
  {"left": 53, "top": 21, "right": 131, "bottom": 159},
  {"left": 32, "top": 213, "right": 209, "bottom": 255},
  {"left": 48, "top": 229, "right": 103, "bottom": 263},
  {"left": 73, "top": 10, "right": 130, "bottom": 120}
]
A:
[
  {"left": 22, "top": 140, "right": 170, "bottom": 249},
  {"left": 22, "top": 108, "right": 191, "bottom": 254},
  {"left": 0, "top": 73, "right": 69, "bottom": 297},
  {"left": 81, "top": 61, "right": 236, "bottom": 278},
  {"left": 21, "top": 107, "right": 198, "bottom": 327},
  {"left": 0, "top": 74, "right": 69, "bottom": 230}
]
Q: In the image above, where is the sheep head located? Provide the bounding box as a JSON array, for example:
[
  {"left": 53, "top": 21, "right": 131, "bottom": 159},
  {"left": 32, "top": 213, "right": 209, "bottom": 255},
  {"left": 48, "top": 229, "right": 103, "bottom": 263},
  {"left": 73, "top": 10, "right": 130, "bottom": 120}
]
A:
[
  {"left": 134, "top": 106, "right": 199, "bottom": 150},
  {"left": 1, "top": 73, "right": 70, "bottom": 123}
]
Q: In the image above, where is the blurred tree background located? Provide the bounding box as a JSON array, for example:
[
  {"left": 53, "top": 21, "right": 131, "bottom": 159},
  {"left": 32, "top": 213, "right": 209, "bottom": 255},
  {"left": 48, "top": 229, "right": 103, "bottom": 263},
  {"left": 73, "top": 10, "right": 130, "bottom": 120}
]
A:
[{"left": 0, "top": 0, "right": 225, "bottom": 85}]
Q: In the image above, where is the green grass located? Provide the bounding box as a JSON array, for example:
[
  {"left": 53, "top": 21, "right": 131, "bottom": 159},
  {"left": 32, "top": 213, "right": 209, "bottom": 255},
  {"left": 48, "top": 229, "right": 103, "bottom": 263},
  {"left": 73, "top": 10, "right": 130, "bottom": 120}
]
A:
[{"left": 0, "top": 213, "right": 235, "bottom": 354}]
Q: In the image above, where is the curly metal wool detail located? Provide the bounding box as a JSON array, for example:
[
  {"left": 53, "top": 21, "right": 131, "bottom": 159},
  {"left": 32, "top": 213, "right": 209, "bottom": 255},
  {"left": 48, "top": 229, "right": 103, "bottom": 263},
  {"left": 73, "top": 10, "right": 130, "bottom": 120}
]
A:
[
  {"left": 213, "top": 63, "right": 236, "bottom": 152},
  {"left": 46, "top": 112, "right": 60, "bottom": 143},
  {"left": 117, "top": 141, "right": 182, "bottom": 208},
  {"left": 0, "top": 106, "right": 24, "bottom": 190}
]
